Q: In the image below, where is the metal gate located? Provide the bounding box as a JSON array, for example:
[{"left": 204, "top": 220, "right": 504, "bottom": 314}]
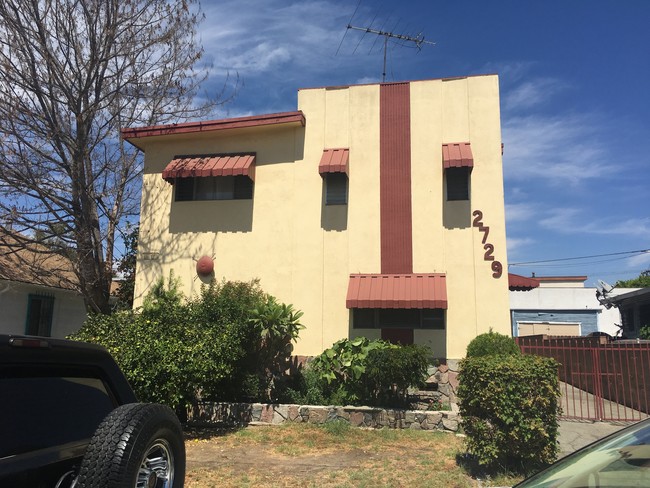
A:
[{"left": 516, "top": 336, "right": 650, "bottom": 422}]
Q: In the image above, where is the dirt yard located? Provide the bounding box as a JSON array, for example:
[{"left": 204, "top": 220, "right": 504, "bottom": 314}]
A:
[{"left": 183, "top": 423, "right": 521, "bottom": 487}]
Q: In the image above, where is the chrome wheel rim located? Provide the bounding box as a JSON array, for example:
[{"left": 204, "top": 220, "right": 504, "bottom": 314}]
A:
[{"left": 136, "top": 439, "right": 174, "bottom": 488}]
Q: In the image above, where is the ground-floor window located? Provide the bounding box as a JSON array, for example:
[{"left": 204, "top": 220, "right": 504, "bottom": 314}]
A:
[
  {"left": 25, "top": 294, "right": 55, "bottom": 336},
  {"left": 352, "top": 308, "right": 445, "bottom": 329}
]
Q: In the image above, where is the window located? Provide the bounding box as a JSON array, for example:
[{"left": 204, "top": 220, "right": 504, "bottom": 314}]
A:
[
  {"left": 175, "top": 176, "right": 253, "bottom": 201},
  {"left": 446, "top": 167, "right": 470, "bottom": 201},
  {"left": 25, "top": 294, "right": 54, "bottom": 336},
  {"left": 325, "top": 172, "right": 348, "bottom": 205},
  {"left": 352, "top": 308, "right": 445, "bottom": 329}
]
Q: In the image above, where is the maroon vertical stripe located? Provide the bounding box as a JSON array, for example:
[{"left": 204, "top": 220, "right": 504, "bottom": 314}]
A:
[{"left": 380, "top": 83, "right": 413, "bottom": 274}]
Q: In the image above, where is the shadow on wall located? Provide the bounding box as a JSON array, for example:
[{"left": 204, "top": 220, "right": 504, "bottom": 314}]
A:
[
  {"left": 320, "top": 175, "right": 348, "bottom": 231},
  {"left": 170, "top": 200, "right": 254, "bottom": 233},
  {"left": 136, "top": 170, "right": 221, "bottom": 301},
  {"left": 443, "top": 200, "right": 471, "bottom": 229}
]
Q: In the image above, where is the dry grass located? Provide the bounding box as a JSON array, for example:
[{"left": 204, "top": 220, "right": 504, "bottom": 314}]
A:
[{"left": 184, "top": 422, "right": 522, "bottom": 488}]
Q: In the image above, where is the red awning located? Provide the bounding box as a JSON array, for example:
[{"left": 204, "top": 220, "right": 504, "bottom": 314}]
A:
[
  {"left": 162, "top": 154, "right": 256, "bottom": 182},
  {"left": 442, "top": 142, "right": 474, "bottom": 169},
  {"left": 346, "top": 274, "right": 447, "bottom": 309},
  {"left": 319, "top": 148, "right": 349, "bottom": 175},
  {"left": 508, "top": 273, "right": 540, "bottom": 291}
]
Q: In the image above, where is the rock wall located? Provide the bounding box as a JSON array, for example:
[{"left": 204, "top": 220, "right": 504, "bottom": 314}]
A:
[
  {"left": 412, "top": 360, "right": 460, "bottom": 410},
  {"left": 188, "top": 361, "right": 462, "bottom": 432},
  {"left": 190, "top": 402, "right": 460, "bottom": 432}
]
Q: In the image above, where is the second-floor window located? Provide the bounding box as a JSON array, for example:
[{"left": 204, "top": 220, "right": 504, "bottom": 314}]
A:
[
  {"left": 325, "top": 172, "right": 348, "bottom": 205},
  {"left": 174, "top": 176, "right": 254, "bottom": 201},
  {"left": 445, "top": 167, "right": 470, "bottom": 201}
]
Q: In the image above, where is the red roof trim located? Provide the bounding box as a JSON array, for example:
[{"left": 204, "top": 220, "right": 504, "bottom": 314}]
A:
[
  {"left": 121, "top": 111, "right": 305, "bottom": 144},
  {"left": 534, "top": 276, "right": 588, "bottom": 283},
  {"left": 162, "top": 154, "right": 256, "bottom": 182},
  {"left": 508, "top": 273, "right": 540, "bottom": 291},
  {"left": 442, "top": 142, "right": 474, "bottom": 169},
  {"left": 319, "top": 148, "right": 349, "bottom": 175},
  {"left": 346, "top": 274, "right": 447, "bottom": 309}
]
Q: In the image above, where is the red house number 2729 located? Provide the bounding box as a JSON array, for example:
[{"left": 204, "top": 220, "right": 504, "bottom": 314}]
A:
[{"left": 472, "top": 210, "right": 503, "bottom": 279}]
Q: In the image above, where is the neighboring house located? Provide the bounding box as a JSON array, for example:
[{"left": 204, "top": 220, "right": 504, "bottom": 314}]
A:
[
  {"left": 601, "top": 287, "right": 650, "bottom": 338},
  {"left": 0, "top": 235, "right": 86, "bottom": 338},
  {"left": 509, "top": 275, "right": 638, "bottom": 337},
  {"left": 123, "top": 75, "right": 511, "bottom": 361}
]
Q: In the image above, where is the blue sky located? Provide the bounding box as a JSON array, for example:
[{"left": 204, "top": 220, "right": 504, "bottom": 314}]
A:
[{"left": 195, "top": 0, "right": 649, "bottom": 286}]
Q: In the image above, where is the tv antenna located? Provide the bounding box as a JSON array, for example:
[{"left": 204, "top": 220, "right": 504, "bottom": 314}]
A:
[{"left": 346, "top": 24, "right": 436, "bottom": 82}]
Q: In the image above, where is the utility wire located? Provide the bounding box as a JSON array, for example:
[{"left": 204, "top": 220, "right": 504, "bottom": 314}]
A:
[{"left": 509, "top": 249, "right": 650, "bottom": 267}]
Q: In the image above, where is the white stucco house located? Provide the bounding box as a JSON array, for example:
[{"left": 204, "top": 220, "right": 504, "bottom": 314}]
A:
[
  {"left": 0, "top": 235, "right": 86, "bottom": 338},
  {"left": 509, "top": 275, "right": 638, "bottom": 337}
]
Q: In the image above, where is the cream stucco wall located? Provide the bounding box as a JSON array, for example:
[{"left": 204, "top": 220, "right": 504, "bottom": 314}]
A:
[{"left": 132, "top": 75, "right": 510, "bottom": 359}]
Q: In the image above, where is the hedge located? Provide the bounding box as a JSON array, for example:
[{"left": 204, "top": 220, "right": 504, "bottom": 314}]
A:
[{"left": 457, "top": 354, "right": 560, "bottom": 473}]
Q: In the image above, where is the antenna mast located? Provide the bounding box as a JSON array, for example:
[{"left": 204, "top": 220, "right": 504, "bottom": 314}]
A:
[{"left": 347, "top": 24, "right": 435, "bottom": 82}]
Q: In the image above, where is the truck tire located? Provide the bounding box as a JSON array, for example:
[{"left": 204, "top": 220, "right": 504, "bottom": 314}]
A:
[{"left": 76, "top": 403, "right": 185, "bottom": 488}]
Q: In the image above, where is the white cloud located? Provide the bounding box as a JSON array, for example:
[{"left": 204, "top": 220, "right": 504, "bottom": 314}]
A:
[
  {"left": 502, "top": 77, "right": 568, "bottom": 113},
  {"left": 539, "top": 209, "right": 650, "bottom": 238},
  {"left": 506, "top": 236, "right": 536, "bottom": 255},
  {"left": 502, "top": 112, "right": 611, "bottom": 185},
  {"left": 481, "top": 61, "right": 535, "bottom": 86},
  {"left": 505, "top": 202, "right": 536, "bottom": 222},
  {"left": 199, "top": 0, "right": 354, "bottom": 78},
  {"left": 626, "top": 251, "right": 650, "bottom": 269},
  {"left": 355, "top": 76, "right": 381, "bottom": 85}
]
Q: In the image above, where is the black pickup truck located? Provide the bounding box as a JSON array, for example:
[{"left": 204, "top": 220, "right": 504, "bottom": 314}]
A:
[{"left": 0, "top": 334, "right": 185, "bottom": 488}]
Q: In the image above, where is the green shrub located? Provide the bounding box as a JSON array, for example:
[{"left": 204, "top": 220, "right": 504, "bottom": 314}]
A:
[
  {"left": 466, "top": 329, "right": 520, "bottom": 358},
  {"left": 185, "top": 279, "right": 267, "bottom": 401},
  {"left": 249, "top": 296, "right": 304, "bottom": 401},
  {"left": 71, "top": 277, "right": 304, "bottom": 412},
  {"left": 307, "top": 337, "right": 431, "bottom": 407},
  {"left": 364, "top": 344, "right": 430, "bottom": 406},
  {"left": 283, "top": 366, "right": 328, "bottom": 405},
  {"left": 457, "top": 354, "right": 560, "bottom": 473},
  {"left": 640, "top": 325, "right": 650, "bottom": 340}
]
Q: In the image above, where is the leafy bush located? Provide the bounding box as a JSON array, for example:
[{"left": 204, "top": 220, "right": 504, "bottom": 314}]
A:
[
  {"left": 640, "top": 325, "right": 650, "bottom": 340},
  {"left": 283, "top": 366, "right": 328, "bottom": 405},
  {"left": 306, "top": 337, "right": 431, "bottom": 407},
  {"left": 184, "top": 279, "right": 267, "bottom": 401},
  {"left": 71, "top": 276, "right": 304, "bottom": 412},
  {"left": 466, "top": 329, "right": 520, "bottom": 358},
  {"left": 249, "top": 296, "right": 304, "bottom": 400},
  {"left": 457, "top": 354, "right": 560, "bottom": 473},
  {"left": 364, "top": 344, "right": 430, "bottom": 406}
]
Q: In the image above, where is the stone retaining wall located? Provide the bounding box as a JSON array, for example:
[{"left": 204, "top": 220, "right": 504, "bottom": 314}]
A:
[
  {"left": 414, "top": 360, "right": 460, "bottom": 410},
  {"left": 188, "top": 361, "right": 462, "bottom": 433},
  {"left": 190, "top": 402, "right": 460, "bottom": 433}
]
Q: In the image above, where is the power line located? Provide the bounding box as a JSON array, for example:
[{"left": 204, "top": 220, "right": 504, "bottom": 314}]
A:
[{"left": 508, "top": 249, "right": 650, "bottom": 267}]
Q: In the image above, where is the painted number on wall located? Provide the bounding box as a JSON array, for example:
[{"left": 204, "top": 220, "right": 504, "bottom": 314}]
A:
[{"left": 472, "top": 210, "right": 503, "bottom": 279}]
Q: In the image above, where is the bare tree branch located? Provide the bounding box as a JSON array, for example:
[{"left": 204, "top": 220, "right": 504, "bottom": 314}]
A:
[{"left": 0, "top": 0, "right": 231, "bottom": 313}]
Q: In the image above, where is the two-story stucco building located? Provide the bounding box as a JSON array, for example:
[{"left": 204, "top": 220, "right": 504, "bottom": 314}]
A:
[{"left": 123, "top": 75, "right": 511, "bottom": 360}]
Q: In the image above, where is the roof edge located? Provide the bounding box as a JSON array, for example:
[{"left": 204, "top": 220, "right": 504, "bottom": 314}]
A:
[
  {"left": 299, "top": 73, "right": 499, "bottom": 93},
  {"left": 121, "top": 111, "right": 306, "bottom": 148}
]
